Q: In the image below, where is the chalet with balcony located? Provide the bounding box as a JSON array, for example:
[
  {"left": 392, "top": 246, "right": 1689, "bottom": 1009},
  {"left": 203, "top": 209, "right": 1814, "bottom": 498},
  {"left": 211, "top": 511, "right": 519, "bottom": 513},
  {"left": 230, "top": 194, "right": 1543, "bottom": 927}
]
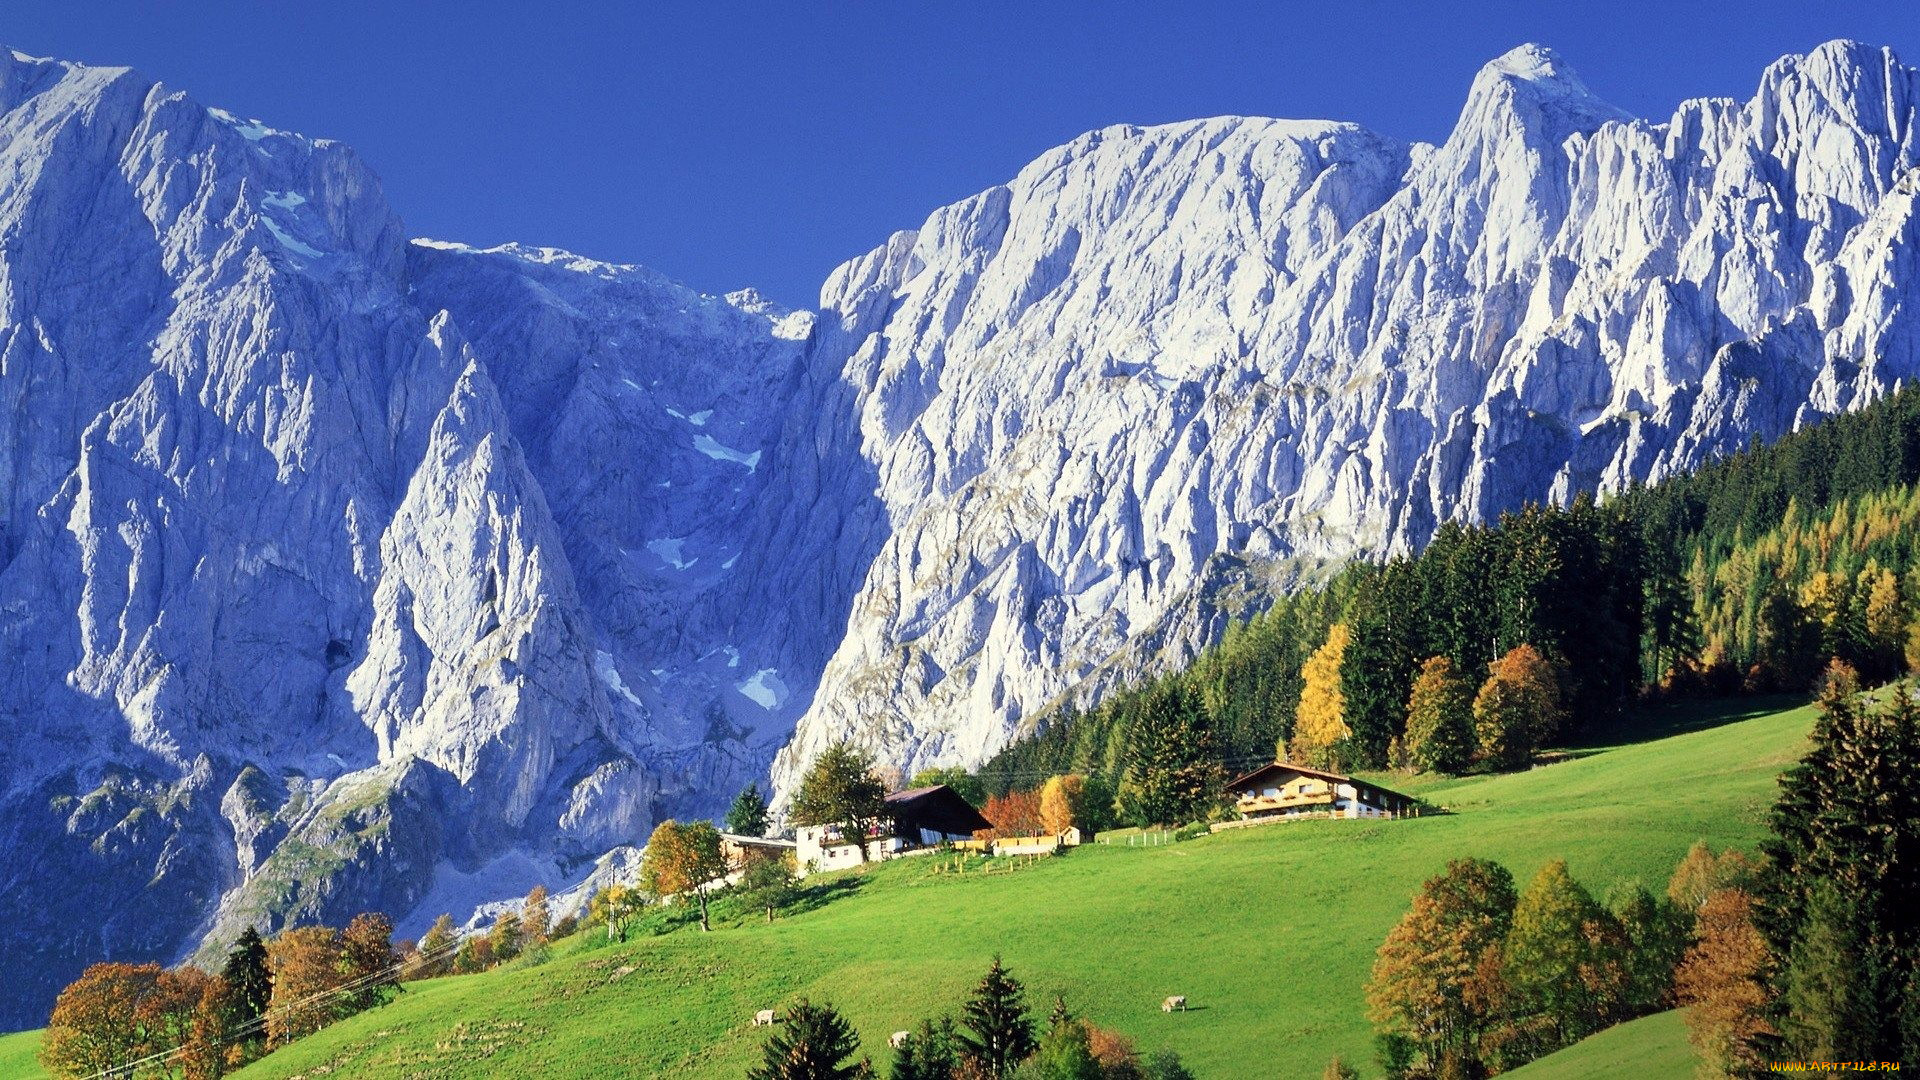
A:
[{"left": 1224, "top": 762, "right": 1415, "bottom": 823}]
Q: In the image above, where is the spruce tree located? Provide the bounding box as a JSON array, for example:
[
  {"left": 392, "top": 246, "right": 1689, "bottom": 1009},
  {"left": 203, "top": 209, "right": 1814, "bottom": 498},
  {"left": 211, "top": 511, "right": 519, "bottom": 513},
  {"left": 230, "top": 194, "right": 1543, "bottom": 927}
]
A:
[
  {"left": 219, "top": 926, "right": 273, "bottom": 1049},
  {"left": 728, "top": 782, "right": 772, "bottom": 837},
  {"left": 1781, "top": 884, "right": 1879, "bottom": 1060},
  {"left": 750, "top": 999, "right": 865, "bottom": 1080},
  {"left": 960, "top": 954, "right": 1037, "bottom": 1077}
]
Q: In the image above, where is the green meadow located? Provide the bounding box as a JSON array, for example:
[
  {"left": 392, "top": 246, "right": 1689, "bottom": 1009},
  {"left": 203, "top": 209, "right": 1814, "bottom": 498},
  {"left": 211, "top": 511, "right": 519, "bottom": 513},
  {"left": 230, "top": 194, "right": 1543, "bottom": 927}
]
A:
[{"left": 9, "top": 696, "right": 1805, "bottom": 1078}]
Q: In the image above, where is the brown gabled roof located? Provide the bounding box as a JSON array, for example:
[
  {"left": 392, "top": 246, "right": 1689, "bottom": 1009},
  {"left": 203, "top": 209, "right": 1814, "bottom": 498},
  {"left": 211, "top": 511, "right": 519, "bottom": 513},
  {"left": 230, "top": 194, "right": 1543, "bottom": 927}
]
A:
[
  {"left": 884, "top": 784, "right": 992, "bottom": 836},
  {"left": 1226, "top": 761, "right": 1413, "bottom": 804}
]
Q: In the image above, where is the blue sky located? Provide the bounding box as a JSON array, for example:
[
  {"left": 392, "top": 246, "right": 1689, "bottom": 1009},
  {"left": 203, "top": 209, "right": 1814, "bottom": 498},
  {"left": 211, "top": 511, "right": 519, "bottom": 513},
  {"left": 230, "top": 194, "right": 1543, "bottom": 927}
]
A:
[{"left": 9, "top": 2, "right": 1917, "bottom": 306}]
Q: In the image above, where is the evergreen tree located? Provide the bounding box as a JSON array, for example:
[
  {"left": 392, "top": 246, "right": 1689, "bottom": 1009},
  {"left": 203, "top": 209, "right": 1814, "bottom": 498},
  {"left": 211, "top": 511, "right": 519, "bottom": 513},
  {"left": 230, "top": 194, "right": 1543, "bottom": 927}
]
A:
[
  {"left": 1340, "top": 565, "right": 1424, "bottom": 768},
  {"left": 1117, "top": 682, "right": 1223, "bottom": 826},
  {"left": 727, "top": 782, "right": 773, "bottom": 837},
  {"left": 1404, "top": 656, "right": 1476, "bottom": 774},
  {"left": 749, "top": 999, "right": 866, "bottom": 1080},
  {"left": 218, "top": 927, "right": 273, "bottom": 1054},
  {"left": 960, "top": 955, "right": 1037, "bottom": 1077},
  {"left": 1781, "top": 884, "right": 1879, "bottom": 1061},
  {"left": 889, "top": 1017, "right": 962, "bottom": 1080},
  {"left": 1760, "top": 673, "right": 1920, "bottom": 1060}
]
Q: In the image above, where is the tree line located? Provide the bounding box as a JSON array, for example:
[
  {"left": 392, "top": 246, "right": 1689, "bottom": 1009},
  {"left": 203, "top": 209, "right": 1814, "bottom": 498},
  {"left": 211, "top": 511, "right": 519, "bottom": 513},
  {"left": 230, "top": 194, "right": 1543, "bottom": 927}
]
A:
[
  {"left": 39, "top": 882, "right": 573, "bottom": 1079},
  {"left": 974, "top": 383, "right": 1920, "bottom": 813},
  {"left": 1363, "top": 658, "right": 1920, "bottom": 1078}
]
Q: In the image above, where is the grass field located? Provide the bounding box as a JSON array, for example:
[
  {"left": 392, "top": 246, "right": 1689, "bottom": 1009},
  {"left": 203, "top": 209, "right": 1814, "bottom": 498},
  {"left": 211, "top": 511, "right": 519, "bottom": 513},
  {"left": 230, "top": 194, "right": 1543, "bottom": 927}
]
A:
[
  {"left": 6, "top": 696, "right": 1803, "bottom": 1079},
  {"left": 0, "top": 1029, "right": 48, "bottom": 1079},
  {"left": 1506, "top": 1009, "right": 1695, "bottom": 1078}
]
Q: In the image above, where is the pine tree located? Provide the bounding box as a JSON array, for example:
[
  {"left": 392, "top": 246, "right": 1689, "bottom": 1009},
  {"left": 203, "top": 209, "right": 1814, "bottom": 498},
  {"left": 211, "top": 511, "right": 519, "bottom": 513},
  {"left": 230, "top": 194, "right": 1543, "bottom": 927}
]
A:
[
  {"left": 1118, "top": 682, "right": 1223, "bottom": 827},
  {"left": 728, "top": 782, "right": 773, "bottom": 837},
  {"left": 749, "top": 999, "right": 866, "bottom": 1080},
  {"left": 889, "top": 1016, "right": 963, "bottom": 1080},
  {"left": 1404, "top": 656, "right": 1476, "bottom": 774},
  {"left": 960, "top": 954, "right": 1037, "bottom": 1077},
  {"left": 1781, "top": 884, "right": 1879, "bottom": 1061},
  {"left": 218, "top": 927, "right": 272, "bottom": 1052}
]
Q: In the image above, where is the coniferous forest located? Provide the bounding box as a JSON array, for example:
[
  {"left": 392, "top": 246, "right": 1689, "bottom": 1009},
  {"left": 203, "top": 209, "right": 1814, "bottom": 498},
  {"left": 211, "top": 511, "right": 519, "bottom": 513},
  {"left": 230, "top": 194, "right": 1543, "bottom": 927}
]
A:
[{"left": 975, "top": 384, "right": 1920, "bottom": 815}]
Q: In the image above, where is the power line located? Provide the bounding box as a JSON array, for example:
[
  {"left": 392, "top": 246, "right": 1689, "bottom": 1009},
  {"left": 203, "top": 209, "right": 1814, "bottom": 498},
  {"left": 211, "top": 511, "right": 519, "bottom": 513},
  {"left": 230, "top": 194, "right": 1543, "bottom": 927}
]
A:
[{"left": 80, "top": 933, "right": 468, "bottom": 1080}]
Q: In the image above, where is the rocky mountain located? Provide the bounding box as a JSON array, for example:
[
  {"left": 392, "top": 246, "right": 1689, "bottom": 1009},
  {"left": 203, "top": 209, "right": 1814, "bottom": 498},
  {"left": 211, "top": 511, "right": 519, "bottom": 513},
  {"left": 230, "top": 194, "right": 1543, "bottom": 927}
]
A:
[
  {"left": 773, "top": 40, "right": 1919, "bottom": 790},
  {"left": 0, "top": 39, "right": 1914, "bottom": 1027}
]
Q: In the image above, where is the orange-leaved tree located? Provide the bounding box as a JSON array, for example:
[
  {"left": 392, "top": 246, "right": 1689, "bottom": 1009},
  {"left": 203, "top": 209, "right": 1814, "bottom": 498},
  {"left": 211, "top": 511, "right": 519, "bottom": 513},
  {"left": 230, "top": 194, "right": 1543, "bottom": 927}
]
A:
[
  {"left": 266, "top": 925, "right": 346, "bottom": 1047},
  {"left": 1472, "top": 644, "right": 1562, "bottom": 769},
  {"left": 1676, "top": 888, "right": 1778, "bottom": 1078},
  {"left": 1038, "top": 774, "right": 1087, "bottom": 836},
  {"left": 1365, "top": 858, "right": 1518, "bottom": 1077},
  {"left": 641, "top": 819, "right": 730, "bottom": 931},
  {"left": 979, "top": 789, "right": 1045, "bottom": 839}
]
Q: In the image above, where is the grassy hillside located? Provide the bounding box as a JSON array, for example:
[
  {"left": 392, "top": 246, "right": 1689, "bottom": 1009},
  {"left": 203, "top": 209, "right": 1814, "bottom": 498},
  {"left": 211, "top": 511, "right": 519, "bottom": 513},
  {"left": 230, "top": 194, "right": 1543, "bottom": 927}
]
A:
[
  {"left": 186, "top": 696, "right": 1806, "bottom": 1080},
  {"left": 1505, "top": 1009, "right": 1695, "bottom": 1079},
  {"left": 0, "top": 1029, "right": 48, "bottom": 1079}
]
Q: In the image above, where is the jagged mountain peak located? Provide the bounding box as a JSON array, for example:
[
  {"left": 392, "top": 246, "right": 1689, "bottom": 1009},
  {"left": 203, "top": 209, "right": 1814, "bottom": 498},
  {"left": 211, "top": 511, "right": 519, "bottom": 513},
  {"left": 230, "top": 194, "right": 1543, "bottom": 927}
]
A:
[{"left": 3, "top": 37, "right": 1920, "bottom": 1031}]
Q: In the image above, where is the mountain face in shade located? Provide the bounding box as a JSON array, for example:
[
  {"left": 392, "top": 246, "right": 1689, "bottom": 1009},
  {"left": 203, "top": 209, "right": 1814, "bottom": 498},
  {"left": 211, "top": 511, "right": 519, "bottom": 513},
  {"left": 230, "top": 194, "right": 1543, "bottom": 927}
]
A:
[{"left": 0, "top": 40, "right": 1914, "bottom": 1027}]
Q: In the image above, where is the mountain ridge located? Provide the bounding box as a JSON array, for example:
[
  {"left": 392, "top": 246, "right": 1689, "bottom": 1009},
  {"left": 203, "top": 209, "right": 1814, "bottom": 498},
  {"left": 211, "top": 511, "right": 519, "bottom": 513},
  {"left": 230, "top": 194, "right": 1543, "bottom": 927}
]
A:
[{"left": 0, "top": 39, "right": 1913, "bottom": 1028}]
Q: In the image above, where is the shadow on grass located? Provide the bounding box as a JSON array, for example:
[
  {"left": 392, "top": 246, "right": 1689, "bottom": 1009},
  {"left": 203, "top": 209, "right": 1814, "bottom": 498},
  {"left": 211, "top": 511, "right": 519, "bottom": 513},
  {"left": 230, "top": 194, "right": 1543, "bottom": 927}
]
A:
[
  {"left": 1564, "top": 693, "right": 1807, "bottom": 752},
  {"left": 782, "top": 875, "right": 866, "bottom": 918}
]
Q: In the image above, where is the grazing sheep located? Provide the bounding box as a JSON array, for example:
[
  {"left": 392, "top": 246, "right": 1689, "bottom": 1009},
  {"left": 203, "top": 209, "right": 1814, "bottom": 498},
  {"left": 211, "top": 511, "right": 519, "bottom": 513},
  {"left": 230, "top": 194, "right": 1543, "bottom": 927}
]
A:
[
  {"left": 1162, "top": 995, "right": 1187, "bottom": 1013},
  {"left": 753, "top": 1009, "right": 777, "bottom": 1026},
  {"left": 889, "top": 1031, "right": 911, "bottom": 1049}
]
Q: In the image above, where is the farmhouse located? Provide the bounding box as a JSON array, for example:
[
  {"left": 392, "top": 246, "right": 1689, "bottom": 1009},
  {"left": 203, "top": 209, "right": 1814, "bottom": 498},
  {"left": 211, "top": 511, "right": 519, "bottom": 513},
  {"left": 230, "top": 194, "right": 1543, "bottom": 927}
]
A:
[
  {"left": 1223, "top": 762, "right": 1415, "bottom": 824},
  {"left": 795, "top": 783, "right": 992, "bottom": 874},
  {"left": 719, "top": 832, "right": 796, "bottom": 870}
]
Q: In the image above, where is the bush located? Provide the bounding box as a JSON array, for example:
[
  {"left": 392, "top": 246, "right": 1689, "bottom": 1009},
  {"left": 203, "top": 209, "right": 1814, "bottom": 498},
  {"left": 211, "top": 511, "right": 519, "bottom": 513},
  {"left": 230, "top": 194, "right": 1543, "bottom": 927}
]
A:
[{"left": 1173, "top": 822, "right": 1210, "bottom": 842}]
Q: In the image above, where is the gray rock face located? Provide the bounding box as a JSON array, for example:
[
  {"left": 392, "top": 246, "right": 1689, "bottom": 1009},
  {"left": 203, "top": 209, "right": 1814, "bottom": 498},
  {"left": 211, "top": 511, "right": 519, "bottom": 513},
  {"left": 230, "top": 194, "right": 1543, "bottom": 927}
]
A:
[
  {"left": 0, "top": 51, "right": 828, "bottom": 1026},
  {"left": 772, "top": 41, "right": 1920, "bottom": 790},
  {"left": 0, "top": 39, "right": 1915, "bottom": 1027}
]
